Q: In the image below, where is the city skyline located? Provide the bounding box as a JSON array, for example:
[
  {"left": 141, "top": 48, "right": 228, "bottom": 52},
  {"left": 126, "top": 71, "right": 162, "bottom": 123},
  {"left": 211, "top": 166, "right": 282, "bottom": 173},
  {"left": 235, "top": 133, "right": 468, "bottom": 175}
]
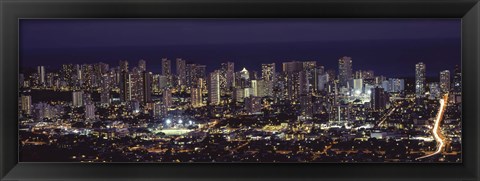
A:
[{"left": 18, "top": 19, "right": 462, "bottom": 163}]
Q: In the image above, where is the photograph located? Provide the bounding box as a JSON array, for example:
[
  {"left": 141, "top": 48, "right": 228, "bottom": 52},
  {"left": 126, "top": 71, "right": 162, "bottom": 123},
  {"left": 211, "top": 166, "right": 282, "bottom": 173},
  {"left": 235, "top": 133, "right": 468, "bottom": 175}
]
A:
[{"left": 18, "top": 19, "right": 462, "bottom": 163}]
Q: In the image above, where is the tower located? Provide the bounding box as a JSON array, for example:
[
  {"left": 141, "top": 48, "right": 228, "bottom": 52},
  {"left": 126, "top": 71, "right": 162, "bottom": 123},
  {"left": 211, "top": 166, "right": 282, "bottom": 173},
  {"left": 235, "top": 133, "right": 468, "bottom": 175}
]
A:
[
  {"left": 415, "top": 62, "right": 426, "bottom": 97},
  {"left": 338, "top": 56, "right": 353, "bottom": 88}
]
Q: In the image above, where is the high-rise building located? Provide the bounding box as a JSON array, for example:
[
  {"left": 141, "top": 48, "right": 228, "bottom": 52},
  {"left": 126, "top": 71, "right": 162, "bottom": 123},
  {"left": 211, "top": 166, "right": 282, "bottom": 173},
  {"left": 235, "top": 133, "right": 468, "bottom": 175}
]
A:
[
  {"left": 302, "top": 61, "right": 318, "bottom": 93},
  {"left": 262, "top": 63, "right": 275, "bottom": 96},
  {"left": 72, "top": 91, "right": 84, "bottom": 107},
  {"left": 191, "top": 87, "right": 203, "bottom": 108},
  {"left": 353, "top": 79, "right": 363, "bottom": 94},
  {"left": 387, "top": 78, "right": 405, "bottom": 93},
  {"left": 317, "top": 73, "right": 329, "bottom": 91},
  {"left": 234, "top": 87, "right": 246, "bottom": 102},
  {"left": 138, "top": 59, "right": 146, "bottom": 72},
  {"left": 163, "top": 88, "right": 172, "bottom": 108},
  {"left": 428, "top": 82, "right": 441, "bottom": 99},
  {"left": 440, "top": 70, "right": 450, "bottom": 94},
  {"left": 85, "top": 104, "right": 95, "bottom": 120},
  {"left": 143, "top": 72, "right": 152, "bottom": 103},
  {"left": 261, "top": 63, "right": 276, "bottom": 81},
  {"left": 208, "top": 70, "right": 221, "bottom": 105},
  {"left": 453, "top": 65, "right": 461, "bottom": 93},
  {"left": 282, "top": 61, "right": 303, "bottom": 73},
  {"left": 176, "top": 58, "right": 187, "bottom": 88},
  {"left": 355, "top": 70, "right": 374, "bottom": 79},
  {"left": 129, "top": 68, "right": 144, "bottom": 103},
  {"left": 37, "top": 66, "right": 46, "bottom": 86},
  {"left": 251, "top": 80, "right": 266, "bottom": 97},
  {"left": 338, "top": 56, "right": 353, "bottom": 88},
  {"left": 235, "top": 68, "right": 251, "bottom": 89},
  {"left": 300, "top": 94, "right": 313, "bottom": 118},
  {"left": 415, "top": 62, "right": 426, "bottom": 97},
  {"left": 119, "top": 72, "right": 131, "bottom": 102},
  {"left": 239, "top": 67, "right": 250, "bottom": 81},
  {"left": 221, "top": 62, "right": 235, "bottom": 89},
  {"left": 371, "top": 87, "right": 387, "bottom": 111},
  {"left": 281, "top": 61, "right": 308, "bottom": 101},
  {"left": 161, "top": 58, "right": 172, "bottom": 76},
  {"left": 162, "top": 58, "right": 172, "bottom": 87},
  {"left": 60, "top": 64, "right": 74, "bottom": 86},
  {"left": 186, "top": 64, "right": 206, "bottom": 89},
  {"left": 21, "top": 95, "right": 32, "bottom": 115},
  {"left": 119, "top": 60, "right": 129, "bottom": 72},
  {"left": 153, "top": 103, "right": 163, "bottom": 118}
]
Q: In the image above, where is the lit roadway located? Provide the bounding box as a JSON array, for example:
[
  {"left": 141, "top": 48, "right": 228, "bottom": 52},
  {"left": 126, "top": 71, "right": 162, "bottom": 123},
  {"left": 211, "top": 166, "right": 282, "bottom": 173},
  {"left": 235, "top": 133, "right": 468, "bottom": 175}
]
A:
[
  {"left": 375, "top": 97, "right": 410, "bottom": 128},
  {"left": 376, "top": 107, "right": 396, "bottom": 127},
  {"left": 416, "top": 93, "right": 449, "bottom": 160}
]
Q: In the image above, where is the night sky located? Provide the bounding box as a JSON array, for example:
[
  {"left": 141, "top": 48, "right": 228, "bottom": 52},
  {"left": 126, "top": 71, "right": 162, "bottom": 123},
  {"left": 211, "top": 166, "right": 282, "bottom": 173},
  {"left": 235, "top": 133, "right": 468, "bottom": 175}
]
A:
[{"left": 19, "top": 19, "right": 461, "bottom": 77}]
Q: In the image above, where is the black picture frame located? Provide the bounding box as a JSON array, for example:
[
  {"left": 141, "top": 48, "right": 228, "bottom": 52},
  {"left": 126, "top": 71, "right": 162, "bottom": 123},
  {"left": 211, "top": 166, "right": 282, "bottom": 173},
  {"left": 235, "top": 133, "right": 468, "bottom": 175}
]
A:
[{"left": 1, "top": 0, "right": 479, "bottom": 180}]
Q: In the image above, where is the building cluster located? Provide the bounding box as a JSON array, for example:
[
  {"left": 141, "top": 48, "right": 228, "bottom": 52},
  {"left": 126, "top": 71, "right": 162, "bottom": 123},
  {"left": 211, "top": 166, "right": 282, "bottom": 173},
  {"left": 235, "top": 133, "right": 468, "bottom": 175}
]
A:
[{"left": 18, "top": 56, "right": 462, "bottom": 163}]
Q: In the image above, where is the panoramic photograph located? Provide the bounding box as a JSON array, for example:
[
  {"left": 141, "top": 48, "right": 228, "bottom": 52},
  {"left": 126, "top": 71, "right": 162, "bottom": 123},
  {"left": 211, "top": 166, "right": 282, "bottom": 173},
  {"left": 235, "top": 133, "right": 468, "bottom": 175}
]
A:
[{"left": 18, "top": 19, "right": 462, "bottom": 163}]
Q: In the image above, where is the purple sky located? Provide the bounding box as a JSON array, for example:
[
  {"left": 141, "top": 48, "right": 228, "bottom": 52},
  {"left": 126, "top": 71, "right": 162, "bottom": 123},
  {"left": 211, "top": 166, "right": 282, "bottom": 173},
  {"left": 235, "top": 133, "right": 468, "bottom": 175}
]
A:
[{"left": 19, "top": 19, "right": 461, "bottom": 77}]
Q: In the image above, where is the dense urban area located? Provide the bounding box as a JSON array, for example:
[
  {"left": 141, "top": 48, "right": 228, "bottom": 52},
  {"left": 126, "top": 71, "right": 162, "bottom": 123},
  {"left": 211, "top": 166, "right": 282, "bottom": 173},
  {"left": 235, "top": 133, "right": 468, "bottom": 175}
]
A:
[{"left": 19, "top": 57, "right": 462, "bottom": 162}]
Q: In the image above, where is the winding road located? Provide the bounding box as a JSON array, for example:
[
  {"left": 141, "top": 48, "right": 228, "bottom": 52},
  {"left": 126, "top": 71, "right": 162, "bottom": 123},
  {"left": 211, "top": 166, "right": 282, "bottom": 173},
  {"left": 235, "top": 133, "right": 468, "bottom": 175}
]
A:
[{"left": 416, "top": 93, "right": 449, "bottom": 160}]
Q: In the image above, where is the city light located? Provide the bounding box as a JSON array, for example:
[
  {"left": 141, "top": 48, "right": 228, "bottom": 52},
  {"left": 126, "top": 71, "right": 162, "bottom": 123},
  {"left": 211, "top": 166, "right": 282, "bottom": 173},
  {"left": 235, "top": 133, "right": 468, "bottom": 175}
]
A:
[{"left": 18, "top": 20, "right": 462, "bottom": 163}]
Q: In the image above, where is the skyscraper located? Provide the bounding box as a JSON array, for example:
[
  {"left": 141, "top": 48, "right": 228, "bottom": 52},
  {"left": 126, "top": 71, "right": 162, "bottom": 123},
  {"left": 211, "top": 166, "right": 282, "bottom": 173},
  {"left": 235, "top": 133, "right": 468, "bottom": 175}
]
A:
[
  {"left": 191, "top": 87, "right": 203, "bottom": 108},
  {"left": 163, "top": 88, "right": 172, "bottom": 108},
  {"left": 208, "top": 70, "right": 221, "bottom": 105},
  {"left": 302, "top": 61, "right": 318, "bottom": 93},
  {"left": 355, "top": 70, "right": 374, "bottom": 79},
  {"left": 251, "top": 79, "right": 266, "bottom": 97},
  {"left": 281, "top": 61, "right": 305, "bottom": 101},
  {"left": 453, "top": 65, "right": 461, "bottom": 93},
  {"left": 371, "top": 87, "right": 387, "bottom": 111},
  {"left": 186, "top": 64, "right": 206, "bottom": 89},
  {"left": 353, "top": 79, "right": 363, "bottom": 94},
  {"left": 37, "top": 66, "right": 46, "bottom": 86},
  {"left": 261, "top": 63, "right": 276, "bottom": 81},
  {"left": 119, "top": 72, "right": 131, "bottom": 102},
  {"left": 161, "top": 58, "right": 172, "bottom": 87},
  {"left": 300, "top": 94, "right": 313, "bottom": 118},
  {"left": 72, "top": 91, "right": 84, "bottom": 107},
  {"left": 176, "top": 58, "right": 187, "bottom": 88},
  {"left": 387, "top": 78, "right": 405, "bottom": 93},
  {"left": 85, "top": 104, "right": 95, "bottom": 120},
  {"left": 143, "top": 72, "right": 152, "bottom": 103},
  {"left": 282, "top": 61, "right": 303, "bottom": 73},
  {"left": 338, "top": 56, "right": 353, "bottom": 88},
  {"left": 222, "top": 62, "right": 235, "bottom": 88},
  {"left": 415, "top": 62, "right": 426, "bottom": 97},
  {"left": 161, "top": 58, "right": 172, "bottom": 76},
  {"left": 317, "top": 73, "right": 329, "bottom": 91},
  {"left": 261, "top": 63, "right": 276, "bottom": 97},
  {"left": 119, "top": 60, "right": 129, "bottom": 72},
  {"left": 138, "top": 59, "right": 146, "bottom": 72},
  {"left": 440, "top": 70, "right": 450, "bottom": 94},
  {"left": 21, "top": 95, "right": 32, "bottom": 115}
]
